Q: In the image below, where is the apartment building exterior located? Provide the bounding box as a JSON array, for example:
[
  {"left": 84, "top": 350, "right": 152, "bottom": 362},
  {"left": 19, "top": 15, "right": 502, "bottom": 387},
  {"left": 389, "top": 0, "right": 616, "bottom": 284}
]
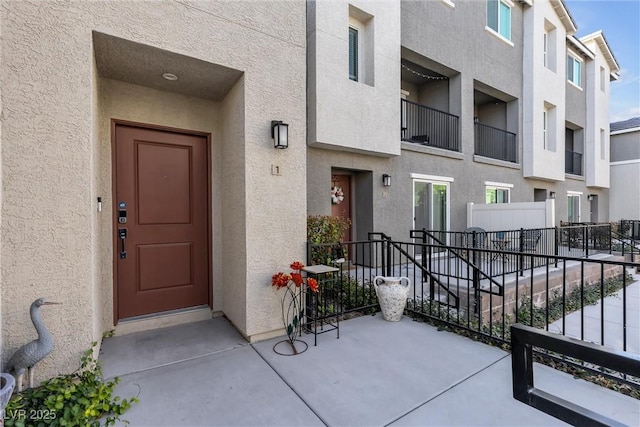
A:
[
  {"left": 609, "top": 117, "right": 640, "bottom": 221},
  {"left": 1, "top": 0, "right": 620, "bottom": 381},
  {"left": 308, "top": 0, "right": 619, "bottom": 242}
]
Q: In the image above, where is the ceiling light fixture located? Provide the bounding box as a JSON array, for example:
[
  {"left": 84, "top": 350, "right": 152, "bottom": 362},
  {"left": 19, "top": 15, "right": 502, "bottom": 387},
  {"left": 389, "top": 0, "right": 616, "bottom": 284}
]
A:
[{"left": 162, "top": 73, "right": 178, "bottom": 81}]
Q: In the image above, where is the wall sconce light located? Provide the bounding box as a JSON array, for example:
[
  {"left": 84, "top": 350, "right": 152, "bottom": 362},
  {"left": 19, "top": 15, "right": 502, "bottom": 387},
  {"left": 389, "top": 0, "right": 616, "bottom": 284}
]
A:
[
  {"left": 382, "top": 174, "right": 392, "bottom": 187},
  {"left": 549, "top": 191, "right": 556, "bottom": 199},
  {"left": 587, "top": 194, "right": 595, "bottom": 201},
  {"left": 271, "top": 121, "right": 289, "bottom": 149}
]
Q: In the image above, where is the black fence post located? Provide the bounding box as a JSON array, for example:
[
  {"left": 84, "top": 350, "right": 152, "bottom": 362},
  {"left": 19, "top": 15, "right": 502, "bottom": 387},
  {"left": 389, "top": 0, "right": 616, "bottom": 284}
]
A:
[
  {"left": 584, "top": 226, "right": 589, "bottom": 258},
  {"left": 385, "top": 238, "right": 392, "bottom": 277},
  {"left": 553, "top": 227, "right": 559, "bottom": 267},
  {"left": 519, "top": 228, "right": 525, "bottom": 276}
]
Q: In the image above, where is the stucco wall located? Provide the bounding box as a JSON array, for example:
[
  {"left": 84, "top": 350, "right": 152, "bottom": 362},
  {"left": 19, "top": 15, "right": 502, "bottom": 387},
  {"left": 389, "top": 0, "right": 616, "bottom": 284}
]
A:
[
  {"left": 1, "top": 0, "right": 306, "bottom": 380},
  {"left": 308, "top": 0, "right": 401, "bottom": 156},
  {"left": 522, "top": 0, "right": 567, "bottom": 181},
  {"left": 611, "top": 130, "right": 640, "bottom": 162},
  {"left": 583, "top": 37, "right": 611, "bottom": 188},
  {"left": 564, "top": 48, "right": 587, "bottom": 127},
  {"left": 610, "top": 162, "right": 640, "bottom": 221}
]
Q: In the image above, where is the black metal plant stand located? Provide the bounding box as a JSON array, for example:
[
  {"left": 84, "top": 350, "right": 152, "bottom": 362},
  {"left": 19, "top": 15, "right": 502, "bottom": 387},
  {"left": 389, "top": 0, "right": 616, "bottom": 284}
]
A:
[{"left": 302, "top": 264, "right": 341, "bottom": 346}]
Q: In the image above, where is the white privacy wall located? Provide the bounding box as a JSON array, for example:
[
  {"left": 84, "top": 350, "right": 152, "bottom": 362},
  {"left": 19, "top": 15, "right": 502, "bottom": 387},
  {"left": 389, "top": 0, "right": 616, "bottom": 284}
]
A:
[{"left": 467, "top": 200, "right": 556, "bottom": 231}]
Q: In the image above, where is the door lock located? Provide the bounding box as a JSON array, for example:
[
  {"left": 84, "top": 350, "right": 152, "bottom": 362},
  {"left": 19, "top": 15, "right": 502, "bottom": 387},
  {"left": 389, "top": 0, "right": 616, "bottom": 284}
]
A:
[{"left": 118, "top": 228, "right": 127, "bottom": 259}]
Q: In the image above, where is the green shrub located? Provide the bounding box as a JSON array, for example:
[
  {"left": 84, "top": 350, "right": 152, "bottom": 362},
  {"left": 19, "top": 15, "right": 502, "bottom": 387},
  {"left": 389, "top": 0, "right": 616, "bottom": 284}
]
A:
[
  {"left": 307, "top": 215, "right": 351, "bottom": 244},
  {"left": 339, "top": 275, "right": 378, "bottom": 313},
  {"left": 517, "top": 274, "right": 632, "bottom": 328},
  {"left": 4, "top": 343, "right": 138, "bottom": 427},
  {"left": 307, "top": 215, "right": 351, "bottom": 265}
]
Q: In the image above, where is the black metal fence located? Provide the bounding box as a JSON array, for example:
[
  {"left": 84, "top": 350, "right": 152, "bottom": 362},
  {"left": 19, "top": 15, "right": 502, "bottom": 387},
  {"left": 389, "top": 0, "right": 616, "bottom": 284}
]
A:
[
  {"left": 307, "top": 232, "right": 639, "bottom": 387},
  {"left": 558, "top": 223, "right": 612, "bottom": 257},
  {"left": 401, "top": 99, "right": 460, "bottom": 152},
  {"left": 474, "top": 122, "right": 518, "bottom": 163},
  {"left": 412, "top": 228, "right": 557, "bottom": 278},
  {"left": 565, "top": 150, "right": 583, "bottom": 175},
  {"left": 620, "top": 220, "right": 640, "bottom": 240}
]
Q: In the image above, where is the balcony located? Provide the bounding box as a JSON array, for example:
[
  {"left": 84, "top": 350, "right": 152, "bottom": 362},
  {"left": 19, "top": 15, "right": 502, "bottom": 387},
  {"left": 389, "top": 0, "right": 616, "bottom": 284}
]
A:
[
  {"left": 474, "top": 122, "right": 517, "bottom": 163},
  {"left": 401, "top": 99, "right": 460, "bottom": 152},
  {"left": 566, "top": 150, "right": 583, "bottom": 175}
]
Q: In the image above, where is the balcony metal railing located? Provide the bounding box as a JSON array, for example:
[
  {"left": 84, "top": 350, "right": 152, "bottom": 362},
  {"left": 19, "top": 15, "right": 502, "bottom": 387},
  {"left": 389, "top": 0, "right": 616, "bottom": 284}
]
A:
[
  {"left": 474, "top": 122, "right": 518, "bottom": 163},
  {"left": 565, "top": 150, "right": 583, "bottom": 175},
  {"left": 401, "top": 99, "right": 460, "bottom": 152}
]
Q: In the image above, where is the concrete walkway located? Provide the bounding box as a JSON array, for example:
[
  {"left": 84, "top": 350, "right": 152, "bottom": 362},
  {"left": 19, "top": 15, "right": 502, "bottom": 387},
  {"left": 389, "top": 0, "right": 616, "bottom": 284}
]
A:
[{"left": 100, "top": 316, "right": 640, "bottom": 426}]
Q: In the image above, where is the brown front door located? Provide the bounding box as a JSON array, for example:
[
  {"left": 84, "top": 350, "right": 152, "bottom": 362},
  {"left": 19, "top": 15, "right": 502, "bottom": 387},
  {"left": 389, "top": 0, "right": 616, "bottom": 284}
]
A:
[
  {"left": 331, "top": 174, "right": 352, "bottom": 242},
  {"left": 114, "top": 123, "right": 209, "bottom": 320}
]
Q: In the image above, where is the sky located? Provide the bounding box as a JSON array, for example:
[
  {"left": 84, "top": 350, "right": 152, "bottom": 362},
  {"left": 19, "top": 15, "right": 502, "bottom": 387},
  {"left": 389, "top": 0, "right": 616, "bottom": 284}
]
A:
[{"left": 563, "top": 0, "right": 640, "bottom": 123}]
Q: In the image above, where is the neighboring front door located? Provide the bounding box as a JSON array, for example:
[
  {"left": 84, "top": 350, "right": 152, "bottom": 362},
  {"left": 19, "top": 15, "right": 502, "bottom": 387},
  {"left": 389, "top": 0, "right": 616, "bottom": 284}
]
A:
[
  {"left": 331, "top": 174, "right": 352, "bottom": 242},
  {"left": 114, "top": 123, "right": 209, "bottom": 320}
]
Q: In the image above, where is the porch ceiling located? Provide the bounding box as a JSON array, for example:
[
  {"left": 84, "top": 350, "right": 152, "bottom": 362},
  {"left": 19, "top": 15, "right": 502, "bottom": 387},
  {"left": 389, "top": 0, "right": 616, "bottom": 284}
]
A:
[{"left": 93, "top": 32, "right": 243, "bottom": 101}]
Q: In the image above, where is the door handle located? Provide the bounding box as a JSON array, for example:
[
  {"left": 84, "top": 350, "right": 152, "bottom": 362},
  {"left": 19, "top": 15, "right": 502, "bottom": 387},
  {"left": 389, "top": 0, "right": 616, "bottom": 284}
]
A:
[{"left": 119, "top": 229, "right": 127, "bottom": 259}]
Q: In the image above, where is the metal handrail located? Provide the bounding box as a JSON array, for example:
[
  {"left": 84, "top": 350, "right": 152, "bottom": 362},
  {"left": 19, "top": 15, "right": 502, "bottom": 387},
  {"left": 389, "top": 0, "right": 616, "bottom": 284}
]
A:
[
  {"left": 369, "top": 232, "right": 460, "bottom": 307},
  {"left": 511, "top": 324, "right": 639, "bottom": 426},
  {"left": 411, "top": 229, "right": 504, "bottom": 296}
]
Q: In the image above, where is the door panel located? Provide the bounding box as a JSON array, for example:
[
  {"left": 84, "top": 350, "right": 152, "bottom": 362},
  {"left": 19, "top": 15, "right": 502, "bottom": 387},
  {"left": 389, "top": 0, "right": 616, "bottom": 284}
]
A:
[
  {"left": 115, "top": 124, "right": 209, "bottom": 320},
  {"left": 331, "top": 174, "right": 352, "bottom": 242}
]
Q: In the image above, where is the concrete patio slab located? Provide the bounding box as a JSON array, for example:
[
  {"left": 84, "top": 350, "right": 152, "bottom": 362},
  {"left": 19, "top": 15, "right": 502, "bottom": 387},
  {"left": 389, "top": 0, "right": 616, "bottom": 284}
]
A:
[
  {"left": 112, "top": 346, "right": 323, "bottom": 426},
  {"left": 101, "top": 314, "right": 639, "bottom": 426},
  {"left": 100, "top": 318, "right": 248, "bottom": 379},
  {"left": 392, "top": 357, "right": 639, "bottom": 426},
  {"left": 253, "top": 315, "right": 514, "bottom": 427}
]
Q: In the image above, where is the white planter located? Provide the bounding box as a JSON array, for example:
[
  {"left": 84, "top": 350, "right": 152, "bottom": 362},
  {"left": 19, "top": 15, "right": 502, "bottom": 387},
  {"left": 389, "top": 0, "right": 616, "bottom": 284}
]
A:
[
  {"left": 374, "top": 276, "right": 411, "bottom": 321},
  {"left": 0, "top": 373, "right": 15, "bottom": 413}
]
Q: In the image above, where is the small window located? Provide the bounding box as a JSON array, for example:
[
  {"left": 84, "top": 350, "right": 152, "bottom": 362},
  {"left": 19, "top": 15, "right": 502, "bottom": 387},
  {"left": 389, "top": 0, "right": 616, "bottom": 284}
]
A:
[
  {"left": 567, "top": 54, "right": 582, "bottom": 87},
  {"left": 486, "top": 186, "right": 510, "bottom": 203},
  {"left": 543, "top": 32, "right": 548, "bottom": 67},
  {"left": 349, "top": 27, "right": 358, "bottom": 81},
  {"left": 487, "top": 0, "right": 511, "bottom": 41},
  {"left": 600, "top": 128, "right": 605, "bottom": 160},
  {"left": 543, "top": 109, "right": 547, "bottom": 149},
  {"left": 600, "top": 66, "right": 605, "bottom": 92}
]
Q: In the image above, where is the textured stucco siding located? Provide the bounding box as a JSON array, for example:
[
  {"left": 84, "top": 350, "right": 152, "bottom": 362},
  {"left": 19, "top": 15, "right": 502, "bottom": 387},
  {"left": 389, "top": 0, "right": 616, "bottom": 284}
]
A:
[
  {"left": 1, "top": 0, "right": 306, "bottom": 380},
  {"left": 1, "top": 1, "right": 96, "bottom": 378},
  {"left": 564, "top": 49, "right": 587, "bottom": 128},
  {"left": 583, "top": 38, "right": 611, "bottom": 188},
  {"left": 611, "top": 131, "right": 640, "bottom": 162},
  {"left": 610, "top": 162, "right": 640, "bottom": 221},
  {"left": 522, "top": 0, "right": 566, "bottom": 181},
  {"left": 308, "top": 0, "right": 401, "bottom": 156}
]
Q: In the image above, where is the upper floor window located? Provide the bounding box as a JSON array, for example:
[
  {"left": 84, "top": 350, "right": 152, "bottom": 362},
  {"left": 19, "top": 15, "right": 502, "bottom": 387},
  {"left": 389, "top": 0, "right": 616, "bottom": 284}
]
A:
[
  {"left": 348, "top": 5, "right": 374, "bottom": 86},
  {"left": 543, "top": 32, "right": 547, "bottom": 67},
  {"left": 600, "top": 66, "right": 605, "bottom": 92},
  {"left": 543, "top": 109, "right": 547, "bottom": 149},
  {"left": 487, "top": 0, "right": 511, "bottom": 41},
  {"left": 349, "top": 26, "right": 359, "bottom": 81},
  {"left": 567, "top": 54, "right": 582, "bottom": 87}
]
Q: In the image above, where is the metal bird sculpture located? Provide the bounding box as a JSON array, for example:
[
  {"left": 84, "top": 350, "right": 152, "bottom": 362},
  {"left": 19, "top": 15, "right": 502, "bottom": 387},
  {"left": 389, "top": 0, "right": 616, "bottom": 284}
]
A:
[{"left": 7, "top": 298, "right": 61, "bottom": 392}]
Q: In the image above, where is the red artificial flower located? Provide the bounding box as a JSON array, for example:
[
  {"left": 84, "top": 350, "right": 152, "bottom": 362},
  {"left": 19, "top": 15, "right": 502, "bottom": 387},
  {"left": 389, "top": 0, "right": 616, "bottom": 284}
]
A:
[
  {"left": 291, "top": 273, "right": 303, "bottom": 287},
  {"left": 271, "top": 272, "right": 290, "bottom": 289},
  {"left": 307, "top": 277, "right": 319, "bottom": 293},
  {"left": 290, "top": 261, "right": 304, "bottom": 271}
]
